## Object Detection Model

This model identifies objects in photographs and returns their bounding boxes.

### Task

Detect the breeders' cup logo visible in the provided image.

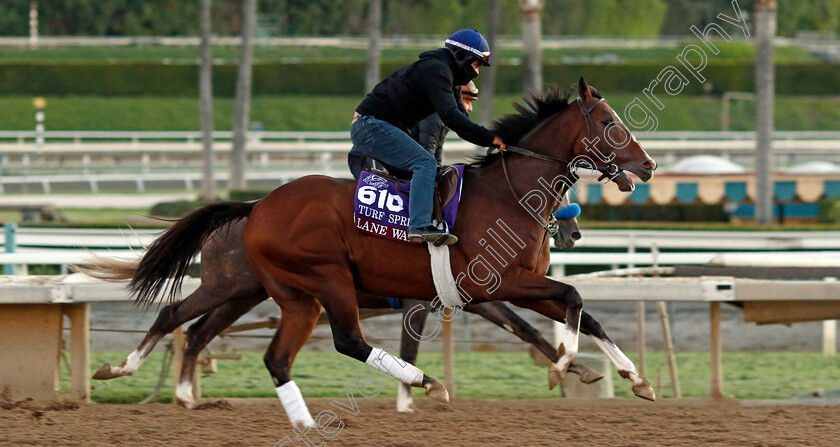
[363,174,389,189]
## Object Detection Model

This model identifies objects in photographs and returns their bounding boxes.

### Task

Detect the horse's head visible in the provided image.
[573,77,656,185]
[553,194,581,251]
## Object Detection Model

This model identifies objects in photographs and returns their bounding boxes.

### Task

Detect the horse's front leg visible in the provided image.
[511,299,655,401]
[581,311,655,401]
[395,298,432,413]
[499,271,583,385]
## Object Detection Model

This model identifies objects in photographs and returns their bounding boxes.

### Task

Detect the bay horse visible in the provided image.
[87,198,604,411]
[104,79,656,427]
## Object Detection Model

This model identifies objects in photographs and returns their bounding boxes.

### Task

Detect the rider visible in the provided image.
[409,81,479,166]
[349,29,506,246]
[348,81,479,178]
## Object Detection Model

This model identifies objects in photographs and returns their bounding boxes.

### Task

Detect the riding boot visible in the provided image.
[407,225,458,246]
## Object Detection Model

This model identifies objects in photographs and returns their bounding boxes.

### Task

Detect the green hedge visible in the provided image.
[148,199,215,218]
[2,61,838,96]
[228,190,272,201]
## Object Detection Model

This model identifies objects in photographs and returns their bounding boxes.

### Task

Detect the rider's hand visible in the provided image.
[492,136,507,151]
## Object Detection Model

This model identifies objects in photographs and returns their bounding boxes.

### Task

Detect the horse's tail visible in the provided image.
[72,255,140,282]
[131,201,255,308]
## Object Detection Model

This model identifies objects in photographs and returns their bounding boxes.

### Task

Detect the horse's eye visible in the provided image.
[602,119,614,126]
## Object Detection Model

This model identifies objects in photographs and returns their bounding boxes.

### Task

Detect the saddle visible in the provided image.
[367,165,460,225]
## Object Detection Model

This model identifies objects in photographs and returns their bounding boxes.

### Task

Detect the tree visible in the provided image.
[365,0,382,93]
[199,0,215,201]
[478,0,501,126]
[519,0,544,94]
[754,0,776,225]
[230,0,256,191]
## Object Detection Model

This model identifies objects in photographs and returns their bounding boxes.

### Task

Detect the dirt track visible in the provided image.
[2,397,839,446]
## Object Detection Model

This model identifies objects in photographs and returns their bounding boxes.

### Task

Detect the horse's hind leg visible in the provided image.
[505,273,583,386]
[175,294,268,408]
[261,288,323,428]
[93,287,232,380]
[395,298,432,413]
[464,301,603,385]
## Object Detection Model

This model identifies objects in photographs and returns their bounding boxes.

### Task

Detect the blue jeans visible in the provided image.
[350,115,437,229]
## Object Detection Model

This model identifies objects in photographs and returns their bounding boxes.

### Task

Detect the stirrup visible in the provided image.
[407,227,458,246]
[430,232,458,246]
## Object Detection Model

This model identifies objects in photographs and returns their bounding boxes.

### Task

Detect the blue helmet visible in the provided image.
[445,29,491,66]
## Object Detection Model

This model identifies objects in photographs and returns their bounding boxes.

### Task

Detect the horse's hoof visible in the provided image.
[633,381,656,402]
[578,368,604,385]
[424,379,450,404]
[92,363,117,380]
[175,396,196,409]
[548,365,565,390]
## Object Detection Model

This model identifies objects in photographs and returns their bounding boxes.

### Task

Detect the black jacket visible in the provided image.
[356,48,495,148]
[409,114,448,165]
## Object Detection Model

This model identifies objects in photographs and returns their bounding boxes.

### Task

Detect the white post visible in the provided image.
[35,111,44,150]
[550,264,565,347]
[629,234,646,376]
[33,97,46,154]
[823,320,837,357]
[824,278,837,357]
[29,2,38,49]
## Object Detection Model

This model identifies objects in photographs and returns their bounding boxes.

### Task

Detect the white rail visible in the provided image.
[3,247,840,270]
[0,168,344,194]
[575,229,840,250]
[3,228,840,251]
[2,273,840,305]
[3,129,839,144]
[2,131,840,156]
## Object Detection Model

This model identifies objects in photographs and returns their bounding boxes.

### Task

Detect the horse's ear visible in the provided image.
[578,77,592,100]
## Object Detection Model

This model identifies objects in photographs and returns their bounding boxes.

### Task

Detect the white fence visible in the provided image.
[2,228,839,271]
[2,130,840,164]
[3,130,840,193]
[5,227,840,250]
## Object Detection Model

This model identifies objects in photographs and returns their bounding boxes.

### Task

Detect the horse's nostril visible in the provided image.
[571,231,582,240]
[642,160,653,170]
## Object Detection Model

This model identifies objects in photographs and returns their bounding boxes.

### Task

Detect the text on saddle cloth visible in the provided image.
[353,164,465,243]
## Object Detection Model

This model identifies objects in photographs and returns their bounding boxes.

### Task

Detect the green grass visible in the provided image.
[2,94,839,131]
[67,351,840,403]
[0,41,818,64]
[0,208,160,228]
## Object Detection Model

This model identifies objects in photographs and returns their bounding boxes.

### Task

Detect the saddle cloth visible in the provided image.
[353,164,465,243]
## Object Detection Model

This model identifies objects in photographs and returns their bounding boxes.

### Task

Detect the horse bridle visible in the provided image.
[500,97,620,234]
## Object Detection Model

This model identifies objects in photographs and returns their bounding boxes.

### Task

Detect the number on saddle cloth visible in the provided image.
[353,165,466,243]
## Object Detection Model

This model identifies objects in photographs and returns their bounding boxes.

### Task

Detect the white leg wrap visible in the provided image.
[593,338,645,386]
[396,383,414,413]
[276,381,315,428]
[114,350,144,374]
[556,325,580,370]
[175,380,195,407]
[366,348,424,387]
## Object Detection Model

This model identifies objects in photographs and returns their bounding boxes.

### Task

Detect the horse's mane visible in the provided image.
[469,85,602,168]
